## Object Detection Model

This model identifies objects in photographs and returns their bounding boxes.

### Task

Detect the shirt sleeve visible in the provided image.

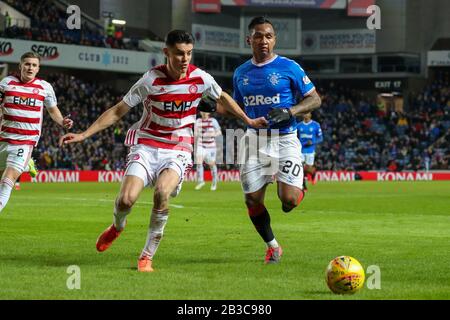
[315,123,323,143]
[0,77,8,102]
[123,71,152,108]
[43,82,58,108]
[0,77,8,93]
[202,72,222,100]
[289,61,315,98]
[232,72,243,104]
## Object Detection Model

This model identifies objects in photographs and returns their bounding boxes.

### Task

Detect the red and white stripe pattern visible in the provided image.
[195,117,221,149]
[0,76,56,146]
[123,64,222,153]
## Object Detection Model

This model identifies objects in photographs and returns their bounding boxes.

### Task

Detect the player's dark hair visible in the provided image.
[248,16,274,32]
[165,30,195,47]
[20,51,40,63]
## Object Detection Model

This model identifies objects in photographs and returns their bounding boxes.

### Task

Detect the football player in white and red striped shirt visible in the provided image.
[59,30,267,272]
[0,52,73,213]
[194,112,222,191]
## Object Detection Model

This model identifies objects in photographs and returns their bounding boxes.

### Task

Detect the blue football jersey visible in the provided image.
[297,120,323,154]
[233,55,315,134]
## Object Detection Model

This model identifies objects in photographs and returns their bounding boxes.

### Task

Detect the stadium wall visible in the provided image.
[100,0,150,30]
[18,170,450,183]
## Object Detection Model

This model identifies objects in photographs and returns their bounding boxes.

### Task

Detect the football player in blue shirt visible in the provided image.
[228,17,321,264]
[297,112,323,185]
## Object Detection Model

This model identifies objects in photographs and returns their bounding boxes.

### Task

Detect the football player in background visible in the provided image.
[0,52,72,212]
[0,107,38,191]
[194,111,222,191]
[297,112,323,185]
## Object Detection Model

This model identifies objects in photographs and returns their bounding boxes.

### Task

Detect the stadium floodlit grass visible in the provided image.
[0,181,449,300]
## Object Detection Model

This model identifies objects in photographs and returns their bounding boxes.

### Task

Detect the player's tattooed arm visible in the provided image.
[289,90,322,116]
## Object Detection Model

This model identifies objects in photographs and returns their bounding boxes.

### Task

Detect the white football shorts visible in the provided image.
[301,152,315,166]
[0,142,33,173]
[124,144,192,197]
[195,146,217,164]
[239,130,304,194]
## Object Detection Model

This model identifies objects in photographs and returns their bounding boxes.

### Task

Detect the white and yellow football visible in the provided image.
[325,256,365,294]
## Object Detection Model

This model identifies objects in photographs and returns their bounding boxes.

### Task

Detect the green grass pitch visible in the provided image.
[0,181,449,299]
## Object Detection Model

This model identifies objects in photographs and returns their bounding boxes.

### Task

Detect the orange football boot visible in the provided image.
[137,256,154,272]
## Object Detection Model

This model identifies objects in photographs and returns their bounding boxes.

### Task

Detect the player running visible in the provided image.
[59,30,267,272]
[0,52,73,213]
[297,112,323,184]
[194,111,222,191]
[231,17,321,264]
[0,108,39,190]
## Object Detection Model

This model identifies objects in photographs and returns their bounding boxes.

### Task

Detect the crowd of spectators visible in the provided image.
[214,72,449,172]
[26,70,450,172]
[36,73,139,171]
[311,71,449,171]
[1,0,140,50]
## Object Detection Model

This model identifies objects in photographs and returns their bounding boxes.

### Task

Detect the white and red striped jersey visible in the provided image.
[194,117,221,149]
[123,64,222,153]
[0,76,57,146]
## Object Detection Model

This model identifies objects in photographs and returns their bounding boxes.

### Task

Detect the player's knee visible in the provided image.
[281,194,299,209]
[245,197,260,209]
[117,194,137,211]
[153,185,171,203]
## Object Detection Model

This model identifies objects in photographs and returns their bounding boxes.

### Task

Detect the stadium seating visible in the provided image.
[31,71,449,172]
[314,72,449,171]
[1,0,140,50]
[37,73,135,171]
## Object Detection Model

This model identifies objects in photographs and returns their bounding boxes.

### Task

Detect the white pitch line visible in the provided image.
[21,196,184,209]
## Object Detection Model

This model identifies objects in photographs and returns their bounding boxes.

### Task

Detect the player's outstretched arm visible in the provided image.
[59,100,130,146]
[290,90,322,116]
[217,91,268,129]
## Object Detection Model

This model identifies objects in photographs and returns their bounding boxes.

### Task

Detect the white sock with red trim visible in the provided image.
[140,208,169,259]
[197,164,204,183]
[0,177,14,212]
[113,200,131,231]
[211,165,218,186]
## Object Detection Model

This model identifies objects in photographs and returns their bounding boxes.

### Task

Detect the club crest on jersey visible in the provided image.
[268,72,281,86]
[189,84,198,94]
[32,88,40,94]
[242,76,250,86]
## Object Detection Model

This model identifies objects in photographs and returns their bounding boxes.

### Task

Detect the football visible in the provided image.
[325,256,365,294]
